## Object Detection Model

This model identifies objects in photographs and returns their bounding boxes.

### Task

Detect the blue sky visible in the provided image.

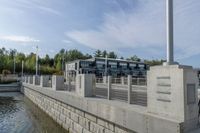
[0,0,200,67]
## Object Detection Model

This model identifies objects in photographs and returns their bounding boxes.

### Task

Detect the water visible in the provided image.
[0,92,68,133]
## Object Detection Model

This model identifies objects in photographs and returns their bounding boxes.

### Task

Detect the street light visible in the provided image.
[165,0,178,65]
[36,45,38,76]
[13,56,16,74]
[22,60,24,76]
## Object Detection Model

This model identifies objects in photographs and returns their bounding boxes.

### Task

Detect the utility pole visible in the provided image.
[166,0,175,65]
[36,45,38,76]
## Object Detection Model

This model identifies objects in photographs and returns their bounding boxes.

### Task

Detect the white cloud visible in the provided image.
[66,0,200,59]
[0,35,40,44]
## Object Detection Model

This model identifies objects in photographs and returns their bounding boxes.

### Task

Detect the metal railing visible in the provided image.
[95,76,147,106]
[24,75,147,106]
[95,77,147,86]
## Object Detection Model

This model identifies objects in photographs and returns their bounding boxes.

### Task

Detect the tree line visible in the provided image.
[0,47,164,75]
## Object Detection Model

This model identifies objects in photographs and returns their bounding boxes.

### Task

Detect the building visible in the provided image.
[66,57,149,79]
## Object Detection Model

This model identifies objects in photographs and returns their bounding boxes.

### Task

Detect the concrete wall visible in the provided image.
[22,83,191,133]
[23,85,137,133]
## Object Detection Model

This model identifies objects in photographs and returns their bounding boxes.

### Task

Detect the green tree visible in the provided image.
[94,50,102,57]
[127,55,141,62]
[108,51,117,59]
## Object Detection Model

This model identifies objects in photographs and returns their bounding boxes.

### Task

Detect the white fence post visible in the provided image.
[128,75,132,104]
[108,76,112,100]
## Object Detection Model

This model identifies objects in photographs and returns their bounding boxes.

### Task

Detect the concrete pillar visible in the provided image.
[75,74,95,97]
[28,76,33,84]
[127,75,132,104]
[107,76,112,100]
[33,75,40,85]
[40,75,50,87]
[52,75,64,90]
[147,65,199,132]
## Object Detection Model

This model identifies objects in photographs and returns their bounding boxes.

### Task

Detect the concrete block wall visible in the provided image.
[23,87,135,133]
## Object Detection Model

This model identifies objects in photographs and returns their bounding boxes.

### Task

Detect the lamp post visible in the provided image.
[165,0,177,65]
[13,56,16,74]
[22,60,24,76]
[36,46,38,76]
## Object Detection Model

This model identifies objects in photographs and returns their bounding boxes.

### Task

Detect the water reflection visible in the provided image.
[0,92,68,133]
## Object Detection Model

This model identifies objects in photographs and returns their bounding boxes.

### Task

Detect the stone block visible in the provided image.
[73,122,83,133]
[79,116,90,130]
[60,113,66,123]
[115,126,128,133]
[70,112,79,123]
[105,129,114,133]
[97,119,114,131]
[90,121,105,133]
[63,108,71,118]
[85,113,96,123]
[83,129,92,133]
[75,109,85,117]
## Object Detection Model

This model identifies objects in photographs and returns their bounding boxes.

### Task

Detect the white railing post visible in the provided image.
[108,76,112,100]
[128,75,132,104]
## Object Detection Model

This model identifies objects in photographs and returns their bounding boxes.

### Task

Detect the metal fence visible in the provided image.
[95,76,147,106]
[95,77,147,86]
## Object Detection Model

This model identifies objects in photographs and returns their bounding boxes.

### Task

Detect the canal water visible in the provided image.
[0,92,68,133]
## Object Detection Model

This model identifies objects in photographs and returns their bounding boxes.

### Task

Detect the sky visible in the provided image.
[0,0,200,67]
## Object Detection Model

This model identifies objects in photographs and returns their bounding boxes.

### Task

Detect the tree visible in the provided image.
[108,51,117,59]
[127,55,141,62]
[144,59,165,66]
[102,50,107,58]
[94,50,102,57]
